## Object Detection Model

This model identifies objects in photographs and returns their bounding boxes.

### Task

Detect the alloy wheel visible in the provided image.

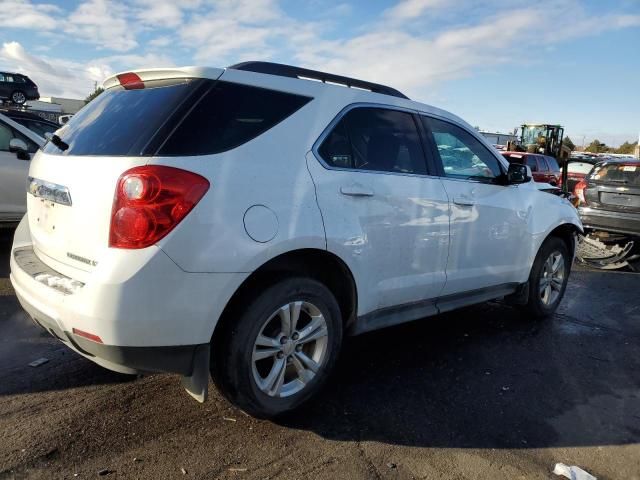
[12,91,26,104]
[252,301,329,398]
[539,250,565,306]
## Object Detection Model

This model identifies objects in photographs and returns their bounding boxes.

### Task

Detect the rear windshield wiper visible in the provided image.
[50,134,69,152]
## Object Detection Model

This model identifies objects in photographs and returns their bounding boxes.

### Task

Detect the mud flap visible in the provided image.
[504,282,529,306]
[181,344,210,403]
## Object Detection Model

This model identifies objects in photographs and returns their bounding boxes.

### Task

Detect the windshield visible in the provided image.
[521,126,546,148]
[590,163,640,186]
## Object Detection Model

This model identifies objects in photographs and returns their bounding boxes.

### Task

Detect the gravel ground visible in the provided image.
[1,228,639,480]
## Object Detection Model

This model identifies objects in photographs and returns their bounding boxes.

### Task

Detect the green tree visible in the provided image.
[585,139,609,154]
[85,86,104,104]
[563,136,575,151]
[616,141,636,155]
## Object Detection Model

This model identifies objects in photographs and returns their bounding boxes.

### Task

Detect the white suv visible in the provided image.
[10,62,581,417]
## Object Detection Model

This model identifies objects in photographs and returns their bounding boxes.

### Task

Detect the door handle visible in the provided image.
[340,185,374,197]
[453,195,475,206]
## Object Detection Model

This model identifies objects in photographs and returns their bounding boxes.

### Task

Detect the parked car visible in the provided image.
[10,62,582,417]
[575,159,640,236]
[502,151,561,185]
[0,108,59,137]
[0,113,44,223]
[0,72,40,105]
[559,158,597,193]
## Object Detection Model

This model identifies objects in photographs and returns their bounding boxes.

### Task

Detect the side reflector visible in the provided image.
[72,328,103,344]
[116,72,144,90]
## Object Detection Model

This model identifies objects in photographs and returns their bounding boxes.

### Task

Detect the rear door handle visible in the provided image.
[340,185,374,197]
[453,195,475,206]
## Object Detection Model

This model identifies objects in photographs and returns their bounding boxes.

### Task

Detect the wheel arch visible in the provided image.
[211,248,358,346]
[547,222,582,258]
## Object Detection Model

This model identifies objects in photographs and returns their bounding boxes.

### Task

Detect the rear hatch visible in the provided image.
[27,68,223,274]
[584,162,640,213]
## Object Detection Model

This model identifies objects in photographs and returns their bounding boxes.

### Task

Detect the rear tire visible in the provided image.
[11,91,26,105]
[211,277,342,418]
[521,236,571,318]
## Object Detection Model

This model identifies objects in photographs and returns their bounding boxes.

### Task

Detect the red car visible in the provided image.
[502,152,561,185]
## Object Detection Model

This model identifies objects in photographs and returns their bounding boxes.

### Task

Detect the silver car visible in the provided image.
[0,113,44,223]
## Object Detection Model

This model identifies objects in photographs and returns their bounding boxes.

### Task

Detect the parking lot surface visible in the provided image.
[1,228,639,480]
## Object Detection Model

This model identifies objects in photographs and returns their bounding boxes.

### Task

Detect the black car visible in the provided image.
[576,159,640,236]
[0,72,40,105]
[0,108,59,137]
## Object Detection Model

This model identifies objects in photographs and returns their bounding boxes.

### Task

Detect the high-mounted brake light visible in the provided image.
[574,180,587,205]
[109,166,210,249]
[116,72,144,90]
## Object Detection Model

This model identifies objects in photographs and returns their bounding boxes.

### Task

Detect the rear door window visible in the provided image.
[318,107,427,175]
[42,79,311,157]
[526,156,538,172]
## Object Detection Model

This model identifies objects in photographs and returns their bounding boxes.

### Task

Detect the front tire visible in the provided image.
[522,236,571,318]
[211,277,343,417]
[11,91,26,105]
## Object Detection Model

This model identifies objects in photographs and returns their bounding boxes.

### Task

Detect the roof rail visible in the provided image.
[228,61,409,100]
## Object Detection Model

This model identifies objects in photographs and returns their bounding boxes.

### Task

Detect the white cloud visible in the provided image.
[133,0,202,29]
[0,0,59,29]
[0,42,99,98]
[384,0,449,21]
[64,0,137,52]
[148,36,173,48]
[0,0,638,105]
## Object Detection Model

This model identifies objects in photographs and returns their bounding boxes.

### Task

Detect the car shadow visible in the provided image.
[275,297,640,449]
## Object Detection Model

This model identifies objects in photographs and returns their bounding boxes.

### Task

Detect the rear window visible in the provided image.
[567,162,594,174]
[590,163,640,186]
[43,79,311,157]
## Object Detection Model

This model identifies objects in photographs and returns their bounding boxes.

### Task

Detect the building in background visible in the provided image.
[479,130,518,149]
[23,96,85,123]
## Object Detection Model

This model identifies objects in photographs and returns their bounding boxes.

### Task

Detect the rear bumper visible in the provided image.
[17,295,205,375]
[578,206,640,236]
[10,216,248,375]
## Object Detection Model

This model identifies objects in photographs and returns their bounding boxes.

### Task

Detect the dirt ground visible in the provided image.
[1,228,639,480]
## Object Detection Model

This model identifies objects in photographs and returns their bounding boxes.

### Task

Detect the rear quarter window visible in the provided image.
[158,82,311,156]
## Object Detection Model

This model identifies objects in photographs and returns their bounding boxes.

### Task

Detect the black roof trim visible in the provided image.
[228,61,409,100]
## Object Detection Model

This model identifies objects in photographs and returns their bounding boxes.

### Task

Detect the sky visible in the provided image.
[0,0,638,147]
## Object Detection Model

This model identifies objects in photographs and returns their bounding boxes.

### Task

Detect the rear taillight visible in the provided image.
[574,180,587,205]
[109,166,209,249]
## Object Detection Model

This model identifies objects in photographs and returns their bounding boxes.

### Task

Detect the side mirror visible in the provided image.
[9,138,30,160]
[507,163,530,184]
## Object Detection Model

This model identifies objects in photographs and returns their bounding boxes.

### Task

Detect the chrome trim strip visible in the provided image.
[28,177,72,206]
